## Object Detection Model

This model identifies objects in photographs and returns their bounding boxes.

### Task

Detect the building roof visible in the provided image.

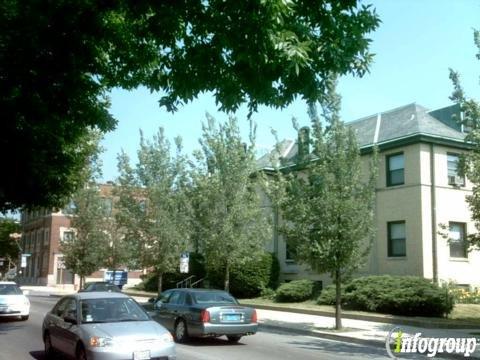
[258,103,467,169]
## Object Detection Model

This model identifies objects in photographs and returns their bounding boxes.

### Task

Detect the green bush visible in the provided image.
[320,276,453,317]
[275,279,314,302]
[208,252,280,298]
[317,284,344,305]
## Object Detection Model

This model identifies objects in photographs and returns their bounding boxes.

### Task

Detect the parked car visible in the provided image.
[42,292,176,360]
[152,288,258,343]
[79,282,121,293]
[0,281,30,321]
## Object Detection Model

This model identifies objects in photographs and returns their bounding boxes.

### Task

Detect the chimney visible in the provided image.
[298,126,310,162]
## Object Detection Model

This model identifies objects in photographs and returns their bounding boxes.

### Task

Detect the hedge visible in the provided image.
[317,275,453,317]
[275,279,314,302]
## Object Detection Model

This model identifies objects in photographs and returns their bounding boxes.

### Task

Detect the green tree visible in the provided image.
[1,1,380,212]
[278,83,378,329]
[60,132,111,289]
[0,217,21,274]
[192,116,271,292]
[449,29,480,251]
[115,129,191,296]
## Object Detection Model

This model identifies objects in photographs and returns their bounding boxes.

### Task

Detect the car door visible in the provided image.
[168,291,187,326]
[55,297,79,357]
[47,298,69,351]
[153,290,173,329]
[160,291,182,331]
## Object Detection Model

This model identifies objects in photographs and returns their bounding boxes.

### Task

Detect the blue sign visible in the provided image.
[104,270,128,286]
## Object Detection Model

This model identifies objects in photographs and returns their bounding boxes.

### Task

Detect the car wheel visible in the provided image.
[20,315,29,321]
[174,319,189,343]
[76,343,88,360]
[44,332,55,359]
[227,335,242,343]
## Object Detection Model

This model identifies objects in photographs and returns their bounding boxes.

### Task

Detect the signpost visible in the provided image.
[21,253,31,268]
[180,252,189,274]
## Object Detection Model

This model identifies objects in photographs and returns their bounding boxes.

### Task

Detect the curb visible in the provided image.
[242,303,480,330]
[258,323,479,360]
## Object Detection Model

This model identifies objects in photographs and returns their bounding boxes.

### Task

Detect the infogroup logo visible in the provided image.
[385,327,478,358]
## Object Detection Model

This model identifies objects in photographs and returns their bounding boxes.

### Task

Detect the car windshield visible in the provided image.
[0,284,23,295]
[80,298,149,323]
[193,292,237,304]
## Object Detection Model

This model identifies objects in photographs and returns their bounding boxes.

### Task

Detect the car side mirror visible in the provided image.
[154,300,163,310]
[148,297,156,303]
[63,315,77,325]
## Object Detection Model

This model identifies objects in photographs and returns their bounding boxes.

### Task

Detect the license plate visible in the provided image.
[133,350,151,360]
[222,313,241,321]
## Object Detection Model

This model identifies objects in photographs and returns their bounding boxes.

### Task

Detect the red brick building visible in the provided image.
[18,183,142,289]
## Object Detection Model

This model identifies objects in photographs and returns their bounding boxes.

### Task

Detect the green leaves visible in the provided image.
[191,116,272,290]
[448,30,480,251]
[279,93,378,279]
[2,1,379,211]
[115,128,191,284]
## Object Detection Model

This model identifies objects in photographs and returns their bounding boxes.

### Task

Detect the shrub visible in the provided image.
[275,279,314,302]
[260,287,276,300]
[449,286,480,304]
[317,284,344,305]
[341,276,453,317]
[207,252,280,298]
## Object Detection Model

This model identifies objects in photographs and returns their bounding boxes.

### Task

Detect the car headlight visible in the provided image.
[159,332,174,344]
[89,336,113,347]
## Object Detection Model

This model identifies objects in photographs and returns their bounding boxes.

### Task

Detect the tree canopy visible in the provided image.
[277,86,377,329]
[191,116,272,292]
[1,0,380,212]
[450,29,480,251]
[115,129,191,295]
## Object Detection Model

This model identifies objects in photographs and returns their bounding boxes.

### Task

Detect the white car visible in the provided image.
[0,281,30,320]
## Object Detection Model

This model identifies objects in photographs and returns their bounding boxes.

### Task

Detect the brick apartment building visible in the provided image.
[18,183,142,289]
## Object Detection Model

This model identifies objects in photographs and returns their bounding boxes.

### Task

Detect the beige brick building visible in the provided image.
[258,103,480,287]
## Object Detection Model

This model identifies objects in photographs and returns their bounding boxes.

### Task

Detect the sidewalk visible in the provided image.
[257,308,480,359]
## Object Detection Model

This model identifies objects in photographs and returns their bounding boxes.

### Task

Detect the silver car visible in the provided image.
[42,292,176,360]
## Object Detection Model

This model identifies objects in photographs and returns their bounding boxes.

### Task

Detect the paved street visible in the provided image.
[0,294,394,360]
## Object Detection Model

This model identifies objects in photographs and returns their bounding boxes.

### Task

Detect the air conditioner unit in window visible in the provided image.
[449,175,464,186]
[455,176,465,186]
[448,175,456,185]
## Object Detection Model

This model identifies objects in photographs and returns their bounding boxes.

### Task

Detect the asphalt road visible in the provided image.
[0,294,393,360]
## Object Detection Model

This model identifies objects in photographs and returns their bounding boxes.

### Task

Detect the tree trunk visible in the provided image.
[224,262,230,292]
[335,269,342,330]
[157,272,163,297]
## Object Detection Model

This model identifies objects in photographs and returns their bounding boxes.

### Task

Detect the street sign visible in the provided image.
[180,252,189,273]
[57,258,66,270]
[21,255,27,268]
[22,253,31,257]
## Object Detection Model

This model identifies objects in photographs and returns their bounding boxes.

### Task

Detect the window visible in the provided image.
[447,153,465,186]
[387,153,405,186]
[388,221,406,257]
[63,231,75,242]
[285,239,296,262]
[449,222,467,258]
[44,229,49,246]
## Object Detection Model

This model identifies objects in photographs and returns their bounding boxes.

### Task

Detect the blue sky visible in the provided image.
[100,0,480,182]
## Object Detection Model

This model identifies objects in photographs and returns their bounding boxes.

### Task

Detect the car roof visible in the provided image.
[0,281,17,285]
[166,288,230,293]
[65,291,130,300]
